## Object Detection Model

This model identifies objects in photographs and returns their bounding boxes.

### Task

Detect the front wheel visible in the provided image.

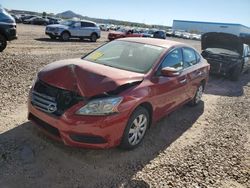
[189,84,204,106]
[90,33,97,42]
[60,32,70,41]
[0,35,7,52]
[119,107,149,150]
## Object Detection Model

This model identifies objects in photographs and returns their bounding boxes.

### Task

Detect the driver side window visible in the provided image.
[161,48,183,70]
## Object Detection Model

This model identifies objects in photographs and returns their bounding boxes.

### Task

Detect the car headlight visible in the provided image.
[76,97,123,116]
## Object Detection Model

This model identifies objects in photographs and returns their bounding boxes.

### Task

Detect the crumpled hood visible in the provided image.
[38,58,144,97]
[201,32,243,56]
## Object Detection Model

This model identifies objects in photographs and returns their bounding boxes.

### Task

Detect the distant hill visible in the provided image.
[9,9,171,29]
[56,10,84,19]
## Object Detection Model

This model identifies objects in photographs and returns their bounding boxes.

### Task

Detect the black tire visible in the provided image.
[119,106,149,150]
[60,31,70,41]
[0,34,7,52]
[188,84,204,106]
[90,33,97,42]
[230,65,242,81]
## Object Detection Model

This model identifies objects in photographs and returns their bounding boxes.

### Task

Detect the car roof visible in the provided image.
[117,37,187,49]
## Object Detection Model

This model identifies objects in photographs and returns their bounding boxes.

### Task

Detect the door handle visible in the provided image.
[179,78,187,84]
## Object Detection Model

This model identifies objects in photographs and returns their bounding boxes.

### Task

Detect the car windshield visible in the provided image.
[83,41,164,73]
[61,20,75,26]
[0,9,14,22]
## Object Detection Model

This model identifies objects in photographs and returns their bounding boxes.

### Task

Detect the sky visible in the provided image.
[0,0,249,27]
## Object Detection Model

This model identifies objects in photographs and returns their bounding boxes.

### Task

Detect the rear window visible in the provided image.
[81,22,96,27]
[83,40,164,73]
[183,47,197,66]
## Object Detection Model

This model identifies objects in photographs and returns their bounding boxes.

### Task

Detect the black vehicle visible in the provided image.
[0,8,17,52]
[20,15,36,22]
[47,17,60,25]
[11,14,22,23]
[23,16,49,25]
[201,32,250,81]
[153,30,166,39]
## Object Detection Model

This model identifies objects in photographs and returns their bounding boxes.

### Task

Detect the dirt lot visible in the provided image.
[0,24,249,188]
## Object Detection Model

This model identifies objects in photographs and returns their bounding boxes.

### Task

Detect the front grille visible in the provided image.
[208,61,222,73]
[29,113,60,138]
[32,80,83,116]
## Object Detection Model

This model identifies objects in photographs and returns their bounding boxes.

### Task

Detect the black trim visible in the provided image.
[70,134,106,144]
[29,113,60,138]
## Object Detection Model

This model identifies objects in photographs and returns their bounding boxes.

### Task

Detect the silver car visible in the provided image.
[45,20,101,42]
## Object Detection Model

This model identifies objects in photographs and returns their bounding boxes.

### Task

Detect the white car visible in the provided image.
[45,20,101,42]
[190,33,201,40]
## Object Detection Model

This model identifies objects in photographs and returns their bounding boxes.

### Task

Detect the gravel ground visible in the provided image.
[0,24,249,188]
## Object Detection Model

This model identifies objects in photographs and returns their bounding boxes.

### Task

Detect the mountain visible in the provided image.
[56,10,83,19]
[8,9,170,29]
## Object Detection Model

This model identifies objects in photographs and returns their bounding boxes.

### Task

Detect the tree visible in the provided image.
[42,12,47,18]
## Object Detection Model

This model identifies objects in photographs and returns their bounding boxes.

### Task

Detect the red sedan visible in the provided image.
[108,28,143,41]
[28,38,209,149]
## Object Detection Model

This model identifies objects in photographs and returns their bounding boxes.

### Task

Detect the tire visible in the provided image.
[119,106,149,150]
[0,35,7,52]
[90,33,97,42]
[189,84,204,106]
[230,65,242,81]
[60,31,70,41]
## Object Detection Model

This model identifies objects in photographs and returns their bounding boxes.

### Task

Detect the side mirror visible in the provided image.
[161,67,181,77]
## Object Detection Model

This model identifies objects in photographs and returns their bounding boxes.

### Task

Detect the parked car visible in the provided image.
[201,32,250,81]
[190,33,201,40]
[23,16,49,25]
[174,30,184,38]
[108,28,143,41]
[46,17,61,25]
[98,24,110,31]
[11,14,22,23]
[0,8,17,52]
[166,29,174,37]
[142,29,156,38]
[28,37,209,149]
[45,20,101,42]
[20,15,36,22]
[153,30,166,39]
[182,32,191,39]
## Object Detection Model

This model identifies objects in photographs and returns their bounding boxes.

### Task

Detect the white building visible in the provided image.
[172,20,250,36]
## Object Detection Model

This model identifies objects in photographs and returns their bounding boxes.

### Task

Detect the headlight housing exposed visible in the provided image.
[76,97,123,116]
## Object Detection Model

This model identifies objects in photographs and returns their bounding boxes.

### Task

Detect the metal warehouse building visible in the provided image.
[172,20,250,36]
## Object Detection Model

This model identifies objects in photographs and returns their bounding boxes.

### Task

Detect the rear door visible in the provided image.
[80,22,95,37]
[151,48,189,118]
[182,47,207,99]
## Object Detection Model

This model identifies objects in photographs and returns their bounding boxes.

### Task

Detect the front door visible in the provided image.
[151,48,189,119]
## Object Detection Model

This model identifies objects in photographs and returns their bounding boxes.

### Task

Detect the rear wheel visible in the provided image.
[0,34,7,52]
[189,84,204,106]
[120,107,149,150]
[90,33,97,42]
[60,31,70,41]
